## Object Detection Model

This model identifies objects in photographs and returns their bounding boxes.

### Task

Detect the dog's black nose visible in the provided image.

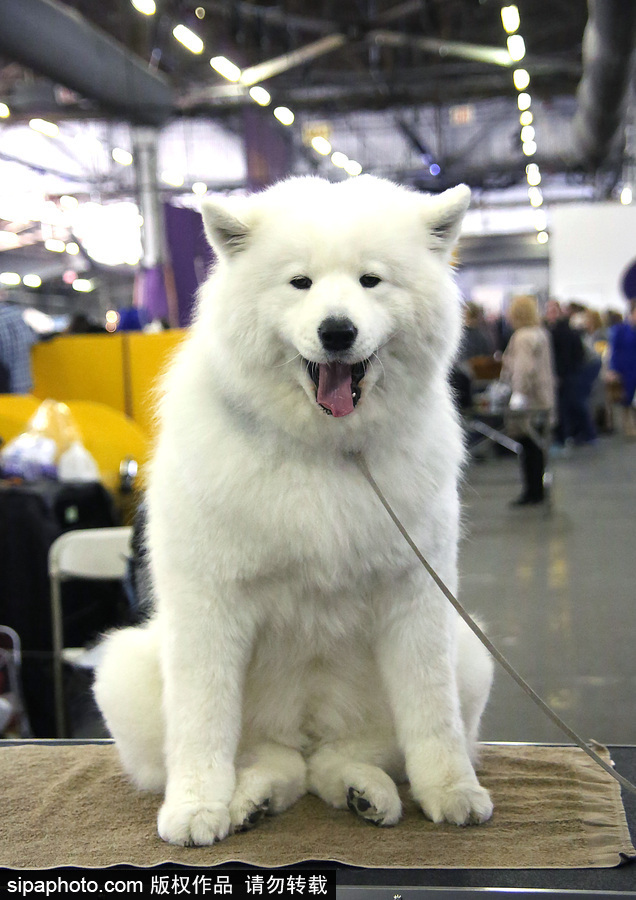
[318,317,358,352]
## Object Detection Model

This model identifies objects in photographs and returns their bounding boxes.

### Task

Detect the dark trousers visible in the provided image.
[518,436,545,501]
[570,359,602,442]
[555,375,577,444]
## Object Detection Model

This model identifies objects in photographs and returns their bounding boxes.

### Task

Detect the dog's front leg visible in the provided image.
[157,589,255,846]
[375,578,493,826]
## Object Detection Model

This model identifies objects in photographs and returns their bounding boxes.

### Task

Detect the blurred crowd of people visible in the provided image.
[454,294,636,505]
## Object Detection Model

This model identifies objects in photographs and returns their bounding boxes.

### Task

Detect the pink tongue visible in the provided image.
[317,362,354,417]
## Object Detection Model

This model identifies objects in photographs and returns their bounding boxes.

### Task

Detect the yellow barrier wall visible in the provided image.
[32,334,127,414]
[126,330,186,440]
[0,395,41,444]
[65,400,149,494]
[31,329,186,439]
[6,330,187,495]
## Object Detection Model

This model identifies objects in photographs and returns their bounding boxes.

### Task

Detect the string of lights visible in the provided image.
[209,51,363,179]
[500,4,548,245]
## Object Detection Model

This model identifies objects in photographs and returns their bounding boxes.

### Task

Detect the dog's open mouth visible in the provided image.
[304,359,368,417]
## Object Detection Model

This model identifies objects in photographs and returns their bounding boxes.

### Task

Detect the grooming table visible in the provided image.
[1,741,635,895]
[463,406,553,458]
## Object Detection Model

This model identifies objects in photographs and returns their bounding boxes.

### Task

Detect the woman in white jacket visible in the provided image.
[500,295,556,505]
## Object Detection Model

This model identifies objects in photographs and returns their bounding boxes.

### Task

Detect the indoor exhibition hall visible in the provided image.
[1,0,636,895]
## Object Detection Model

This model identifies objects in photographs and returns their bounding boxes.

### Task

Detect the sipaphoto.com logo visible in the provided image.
[5,877,143,895]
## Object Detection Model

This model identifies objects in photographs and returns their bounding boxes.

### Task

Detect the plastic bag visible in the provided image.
[484,381,512,411]
[0,399,100,483]
[58,440,101,482]
[509,391,529,410]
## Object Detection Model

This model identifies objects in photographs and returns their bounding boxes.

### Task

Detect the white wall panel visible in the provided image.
[550,202,636,311]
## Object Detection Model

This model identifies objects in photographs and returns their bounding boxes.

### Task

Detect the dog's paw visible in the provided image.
[157,800,231,846]
[416,781,493,826]
[229,795,271,833]
[345,770,402,827]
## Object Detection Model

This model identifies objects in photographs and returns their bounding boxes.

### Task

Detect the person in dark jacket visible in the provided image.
[544,299,584,446]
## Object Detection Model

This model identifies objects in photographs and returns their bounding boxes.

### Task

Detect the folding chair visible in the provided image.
[0,625,32,738]
[48,526,133,737]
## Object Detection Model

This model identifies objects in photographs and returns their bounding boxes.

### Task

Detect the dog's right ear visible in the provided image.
[201,200,250,256]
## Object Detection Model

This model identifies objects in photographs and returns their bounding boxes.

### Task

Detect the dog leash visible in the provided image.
[353,452,636,797]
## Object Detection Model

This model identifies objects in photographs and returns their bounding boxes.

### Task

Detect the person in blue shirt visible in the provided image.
[0,297,37,394]
[608,301,636,437]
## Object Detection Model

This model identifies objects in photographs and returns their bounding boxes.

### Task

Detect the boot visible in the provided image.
[511,437,545,505]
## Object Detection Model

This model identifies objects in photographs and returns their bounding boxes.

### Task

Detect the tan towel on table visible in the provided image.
[1,743,634,870]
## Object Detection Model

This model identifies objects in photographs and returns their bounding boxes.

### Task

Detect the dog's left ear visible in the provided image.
[201,199,251,257]
[424,184,471,255]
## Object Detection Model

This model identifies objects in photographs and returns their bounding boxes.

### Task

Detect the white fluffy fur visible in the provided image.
[93,175,494,846]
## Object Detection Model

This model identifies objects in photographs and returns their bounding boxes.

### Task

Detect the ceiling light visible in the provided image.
[29,118,59,137]
[517,92,531,111]
[526,163,541,186]
[0,233,20,250]
[192,182,207,195]
[210,56,241,82]
[112,147,133,166]
[521,124,535,143]
[344,159,363,177]
[507,35,526,62]
[173,24,204,54]
[429,163,441,176]
[60,195,79,210]
[249,86,271,106]
[311,136,332,156]
[620,185,632,205]
[44,238,66,253]
[273,106,295,126]
[501,5,520,33]
[65,242,80,255]
[0,102,10,118]
[520,110,533,126]
[131,0,156,13]
[528,187,543,207]
[534,210,547,231]
[522,140,537,156]
[72,200,142,267]
[195,6,205,18]
[23,274,42,288]
[161,171,184,187]
[0,272,21,286]
[331,151,349,168]
[513,68,530,91]
[72,279,95,293]
[537,231,549,244]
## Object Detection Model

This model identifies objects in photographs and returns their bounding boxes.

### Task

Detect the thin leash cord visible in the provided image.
[353,452,636,797]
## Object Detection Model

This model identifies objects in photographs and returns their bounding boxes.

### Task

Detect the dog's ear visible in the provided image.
[201,200,250,256]
[424,184,471,255]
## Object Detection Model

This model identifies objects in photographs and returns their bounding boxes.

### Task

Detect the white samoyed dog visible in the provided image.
[93,174,494,847]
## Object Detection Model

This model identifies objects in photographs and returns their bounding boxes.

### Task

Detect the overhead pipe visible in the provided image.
[0,0,174,125]
[571,0,636,169]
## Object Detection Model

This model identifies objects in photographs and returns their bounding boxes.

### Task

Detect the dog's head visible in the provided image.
[198,176,469,442]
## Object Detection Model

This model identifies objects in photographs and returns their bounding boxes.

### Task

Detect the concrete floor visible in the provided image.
[460,431,636,745]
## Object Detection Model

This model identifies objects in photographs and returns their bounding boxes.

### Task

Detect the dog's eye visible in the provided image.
[290,276,312,290]
[360,274,381,288]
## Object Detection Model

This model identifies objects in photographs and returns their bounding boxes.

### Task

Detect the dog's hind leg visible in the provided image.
[229,742,307,832]
[455,619,494,763]
[93,624,166,791]
[307,736,404,826]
